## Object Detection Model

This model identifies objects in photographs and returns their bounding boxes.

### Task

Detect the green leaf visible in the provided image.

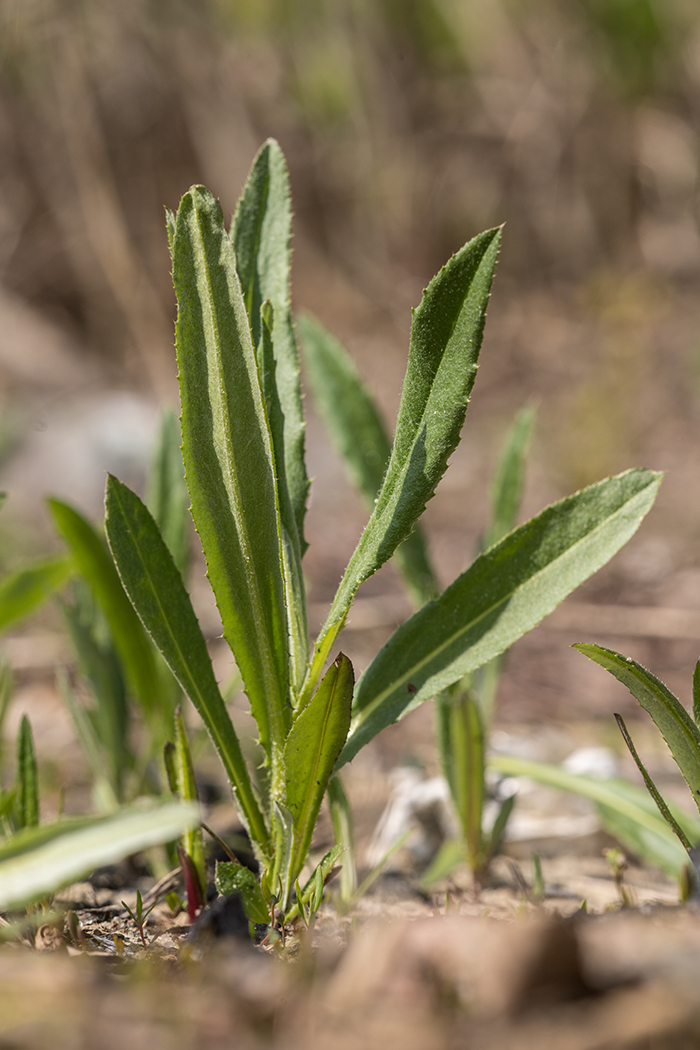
[56,669,118,812]
[215,859,269,925]
[419,838,465,888]
[172,706,206,892]
[490,754,697,877]
[299,312,437,607]
[0,556,72,633]
[105,474,269,854]
[446,692,485,872]
[327,774,357,901]
[257,301,308,694]
[15,716,39,831]
[483,405,535,550]
[304,228,501,699]
[147,408,191,578]
[60,597,129,797]
[0,799,200,911]
[615,712,692,848]
[692,661,700,726]
[283,653,354,878]
[340,469,662,766]
[173,185,290,755]
[232,138,309,553]
[574,643,700,813]
[48,499,160,718]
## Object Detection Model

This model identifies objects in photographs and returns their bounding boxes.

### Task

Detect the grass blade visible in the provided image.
[0,800,200,911]
[0,556,72,633]
[490,753,698,877]
[574,643,700,813]
[305,227,501,698]
[49,498,160,719]
[105,474,269,853]
[283,653,354,879]
[615,712,692,849]
[174,185,290,754]
[299,312,437,607]
[340,469,661,766]
[483,405,535,550]
[232,138,309,553]
[15,716,39,830]
[693,661,700,726]
[146,408,191,578]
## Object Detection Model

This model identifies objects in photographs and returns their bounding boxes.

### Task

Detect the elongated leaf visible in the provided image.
[0,556,72,633]
[284,653,354,878]
[615,712,692,848]
[483,405,535,550]
[420,839,465,888]
[299,312,437,607]
[147,408,191,577]
[490,753,697,877]
[56,669,118,812]
[448,692,484,871]
[574,643,700,812]
[694,662,700,726]
[172,707,206,892]
[258,302,308,694]
[15,716,38,830]
[304,228,501,699]
[105,474,269,854]
[327,774,357,902]
[173,186,290,753]
[48,499,160,717]
[61,597,129,796]
[232,139,309,553]
[340,469,662,766]
[0,799,200,911]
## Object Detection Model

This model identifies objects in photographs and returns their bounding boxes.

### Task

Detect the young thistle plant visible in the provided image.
[104,140,661,914]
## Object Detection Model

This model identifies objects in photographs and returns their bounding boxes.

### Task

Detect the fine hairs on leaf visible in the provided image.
[100,137,662,912]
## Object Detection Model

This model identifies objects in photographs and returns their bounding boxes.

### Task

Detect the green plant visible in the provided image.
[569,643,700,881]
[121,888,158,947]
[104,139,661,921]
[50,410,189,808]
[301,308,661,888]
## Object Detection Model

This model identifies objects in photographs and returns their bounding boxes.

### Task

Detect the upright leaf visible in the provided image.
[283,653,354,878]
[299,313,437,607]
[232,138,309,553]
[15,716,38,830]
[304,227,502,699]
[574,643,700,812]
[61,593,130,798]
[173,186,290,754]
[171,706,206,894]
[48,499,160,718]
[146,408,191,577]
[258,302,309,694]
[483,405,535,550]
[0,556,72,633]
[339,469,662,766]
[105,475,269,854]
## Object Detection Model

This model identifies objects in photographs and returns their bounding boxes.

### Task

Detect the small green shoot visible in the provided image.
[121,888,157,947]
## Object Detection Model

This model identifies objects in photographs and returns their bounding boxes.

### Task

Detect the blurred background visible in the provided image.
[1,0,700,746]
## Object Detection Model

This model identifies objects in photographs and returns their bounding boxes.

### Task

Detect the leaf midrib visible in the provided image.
[352,480,655,731]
